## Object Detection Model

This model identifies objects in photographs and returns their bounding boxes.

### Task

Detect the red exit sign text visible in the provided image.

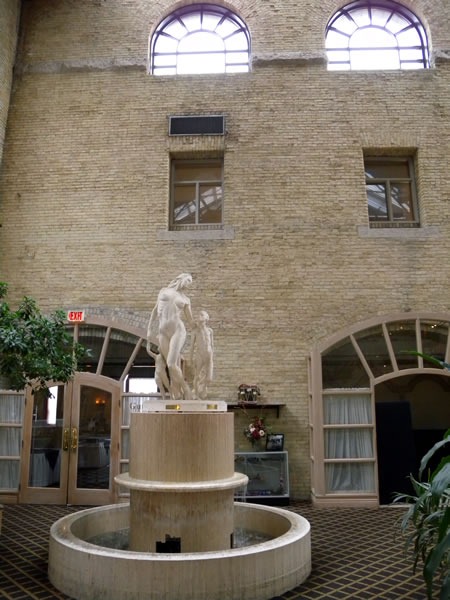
[67,310,85,323]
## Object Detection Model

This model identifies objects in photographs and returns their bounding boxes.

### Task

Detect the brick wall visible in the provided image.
[0,0,449,498]
[0,0,20,167]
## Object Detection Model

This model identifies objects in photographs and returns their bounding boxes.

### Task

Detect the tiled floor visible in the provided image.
[0,502,427,599]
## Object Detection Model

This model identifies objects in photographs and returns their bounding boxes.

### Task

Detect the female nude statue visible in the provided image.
[147,273,194,400]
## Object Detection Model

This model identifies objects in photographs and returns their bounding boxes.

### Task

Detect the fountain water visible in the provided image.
[48,400,311,600]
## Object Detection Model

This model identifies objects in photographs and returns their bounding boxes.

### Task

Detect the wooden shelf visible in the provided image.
[227,402,285,418]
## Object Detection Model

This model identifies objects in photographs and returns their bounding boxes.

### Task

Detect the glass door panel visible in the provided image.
[76,385,111,490]
[20,385,69,504]
[28,385,65,489]
[68,374,118,505]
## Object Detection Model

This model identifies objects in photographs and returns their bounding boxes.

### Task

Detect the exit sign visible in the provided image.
[67,310,85,323]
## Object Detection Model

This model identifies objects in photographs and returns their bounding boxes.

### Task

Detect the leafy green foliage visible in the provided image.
[0,282,87,396]
[394,351,450,599]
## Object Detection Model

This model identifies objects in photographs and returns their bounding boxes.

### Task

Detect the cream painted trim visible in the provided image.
[157,226,235,241]
[358,225,441,238]
[314,311,450,353]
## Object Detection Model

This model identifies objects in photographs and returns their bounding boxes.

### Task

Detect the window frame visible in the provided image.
[325,0,430,71]
[364,156,419,228]
[170,158,224,230]
[150,4,250,76]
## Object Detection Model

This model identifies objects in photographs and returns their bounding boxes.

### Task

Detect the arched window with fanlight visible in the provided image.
[150,4,250,75]
[325,1,429,71]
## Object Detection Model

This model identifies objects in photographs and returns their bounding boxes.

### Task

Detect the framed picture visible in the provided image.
[266,433,284,451]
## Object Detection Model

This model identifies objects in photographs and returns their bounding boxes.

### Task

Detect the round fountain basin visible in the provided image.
[49,502,311,600]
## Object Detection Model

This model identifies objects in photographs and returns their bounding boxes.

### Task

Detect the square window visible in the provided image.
[364,157,419,227]
[170,159,223,229]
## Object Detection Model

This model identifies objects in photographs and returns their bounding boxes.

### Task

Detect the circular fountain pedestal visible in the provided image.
[49,402,312,599]
[118,410,245,552]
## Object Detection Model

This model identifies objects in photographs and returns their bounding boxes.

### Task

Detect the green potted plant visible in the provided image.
[394,351,450,600]
[0,282,86,396]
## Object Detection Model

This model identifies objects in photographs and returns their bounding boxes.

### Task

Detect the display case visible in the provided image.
[234,451,289,505]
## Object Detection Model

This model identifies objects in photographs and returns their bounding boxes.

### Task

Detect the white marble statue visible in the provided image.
[147,273,194,400]
[190,310,214,400]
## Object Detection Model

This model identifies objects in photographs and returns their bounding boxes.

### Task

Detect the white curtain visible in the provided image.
[0,393,25,489]
[324,394,375,492]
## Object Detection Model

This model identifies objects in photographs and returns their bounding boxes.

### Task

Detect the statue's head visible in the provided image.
[198,310,209,322]
[169,273,192,290]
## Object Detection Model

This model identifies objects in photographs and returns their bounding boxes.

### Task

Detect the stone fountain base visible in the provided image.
[48,501,311,600]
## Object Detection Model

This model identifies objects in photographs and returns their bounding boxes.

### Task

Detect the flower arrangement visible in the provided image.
[244,415,269,446]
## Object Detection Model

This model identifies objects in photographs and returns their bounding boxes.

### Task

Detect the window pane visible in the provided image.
[216,19,239,37]
[178,31,223,53]
[199,184,223,223]
[178,53,225,74]
[371,8,390,28]
[0,459,20,489]
[324,394,372,424]
[326,30,350,49]
[226,64,249,73]
[154,35,178,53]
[153,54,177,67]
[325,429,373,458]
[350,48,400,70]
[173,185,196,224]
[386,321,418,369]
[391,181,414,221]
[102,330,140,380]
[175,163,222,182]
[77,325,107,373]
[326,462,375,492]
[354,326,393,377]
[365,160,410,179]
[225,32,249,51]
[202,13,222,31]
[322,338,369,388]
[181,13,202,32]
[226,51,250,65]
[367,183,388,221]
[421,321,449,364]
[385,13,410,35]
[163,20,187,40]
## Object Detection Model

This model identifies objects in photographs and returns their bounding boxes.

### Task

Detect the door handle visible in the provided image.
[63,427,70,451]
[71,427,78,452]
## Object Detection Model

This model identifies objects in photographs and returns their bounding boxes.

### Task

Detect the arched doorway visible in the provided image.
[310,313,450,506]
[375,373,450,504]
[15,316,158,505]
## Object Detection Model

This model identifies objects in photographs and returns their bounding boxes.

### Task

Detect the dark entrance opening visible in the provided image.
[375,375,450,505]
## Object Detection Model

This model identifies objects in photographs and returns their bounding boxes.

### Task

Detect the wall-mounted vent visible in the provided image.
[169,115,225,136]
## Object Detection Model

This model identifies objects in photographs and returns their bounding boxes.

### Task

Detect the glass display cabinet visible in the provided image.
[234,451,289,505]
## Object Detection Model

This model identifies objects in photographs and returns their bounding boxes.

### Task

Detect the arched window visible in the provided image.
[325,1,429,71]
[310,315,450,504]
[150,4,250,75]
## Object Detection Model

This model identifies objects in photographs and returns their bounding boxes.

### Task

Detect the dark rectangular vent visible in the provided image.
[169,115,225,136]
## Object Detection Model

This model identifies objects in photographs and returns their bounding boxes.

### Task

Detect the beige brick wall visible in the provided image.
[0,0,449,498]
[0,0,20,167]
